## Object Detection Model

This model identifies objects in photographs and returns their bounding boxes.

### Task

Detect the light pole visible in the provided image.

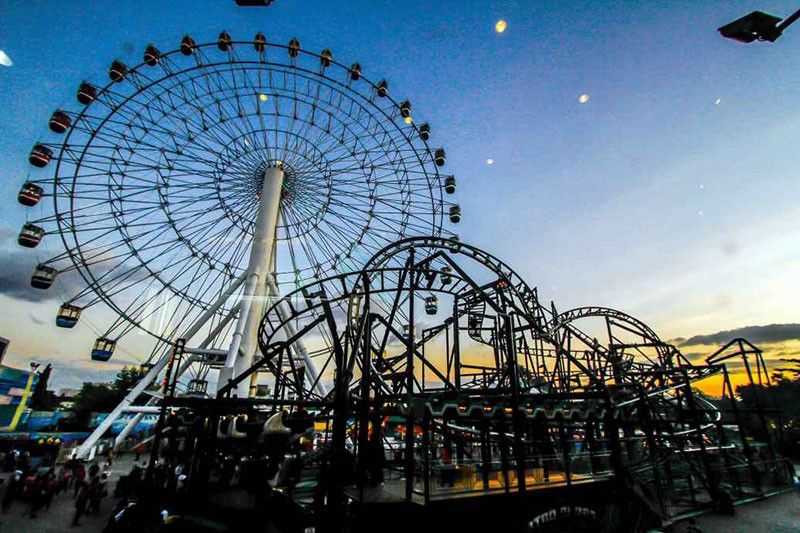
[718,8,800,43]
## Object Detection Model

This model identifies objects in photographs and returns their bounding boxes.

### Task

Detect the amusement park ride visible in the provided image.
[15,31,792,532]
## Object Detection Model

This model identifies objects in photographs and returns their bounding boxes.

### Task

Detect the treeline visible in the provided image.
[737,372,800,457]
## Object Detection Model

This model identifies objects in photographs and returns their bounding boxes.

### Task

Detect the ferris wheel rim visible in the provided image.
[21,33,458,346]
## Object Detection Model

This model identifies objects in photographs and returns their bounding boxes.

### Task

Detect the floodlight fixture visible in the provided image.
[718,8,800,43]
[235,0,274,6]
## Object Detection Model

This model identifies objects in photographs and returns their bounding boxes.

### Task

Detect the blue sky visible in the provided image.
[1,1,799,387]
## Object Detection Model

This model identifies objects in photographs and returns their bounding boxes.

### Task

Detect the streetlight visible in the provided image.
[718,8,800,43]
[234,0,274,5]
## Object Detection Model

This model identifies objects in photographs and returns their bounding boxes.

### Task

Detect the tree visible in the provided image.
[113,366,144,397]
[71,366,143,429]
[737,373,800,457]
[30,363,57,410]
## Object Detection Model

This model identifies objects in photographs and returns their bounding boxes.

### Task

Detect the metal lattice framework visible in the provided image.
[17,33,459,355]
[238,238,684,402]
[231,236,587,402]
[203,236,792,531]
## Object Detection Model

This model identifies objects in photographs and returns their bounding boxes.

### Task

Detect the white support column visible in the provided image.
[114,299,245,452]
[76,350,171,458]
[121,406,163,414]
[112,355,200,450]
[222,165,284,398]
[78,274,247,458]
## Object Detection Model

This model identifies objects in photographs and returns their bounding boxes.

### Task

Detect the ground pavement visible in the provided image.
[670,489,800,533]
[3,455,796,532]
[0,453,140,533]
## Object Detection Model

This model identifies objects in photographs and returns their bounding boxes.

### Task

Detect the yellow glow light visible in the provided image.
[404,116,413,125]
[495,19,507,34]
[259,93,268,102]
[579,94,590,104]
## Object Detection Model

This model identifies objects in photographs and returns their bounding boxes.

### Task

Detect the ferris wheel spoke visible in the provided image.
[21,34,456,364]
[72,119,221,171]
[282,210,328,274]
[184,66,257,145]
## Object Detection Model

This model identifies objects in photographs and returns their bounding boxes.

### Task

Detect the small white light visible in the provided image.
[486,158,494,165]
[698,210,704,216]
[714,98,722,106]
[699,184,704,190]
[579,94,590,104]
[495,20,507,34]
[259,93,268,102]
[0,50,12,67]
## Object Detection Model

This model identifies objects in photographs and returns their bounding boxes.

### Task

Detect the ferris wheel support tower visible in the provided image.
[108,165,311,452]
[221,164,284,398]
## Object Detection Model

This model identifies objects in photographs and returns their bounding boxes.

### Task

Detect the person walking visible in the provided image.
[72,478,89,526]
[73,464,86,497]
[1,471,21,513]
[86,476,101,515]
[45,471,58,509]
[60,466,72,495]
[23,472,37,515]
[134,443,145,462]
[89,473,108,514]
[28,474,47,519]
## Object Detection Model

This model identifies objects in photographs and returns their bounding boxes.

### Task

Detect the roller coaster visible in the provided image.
[161,236,791,532]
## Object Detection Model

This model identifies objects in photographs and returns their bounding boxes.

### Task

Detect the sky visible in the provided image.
[0,0,798,391]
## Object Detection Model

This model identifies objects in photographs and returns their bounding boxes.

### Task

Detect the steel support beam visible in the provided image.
[223,165,284,397]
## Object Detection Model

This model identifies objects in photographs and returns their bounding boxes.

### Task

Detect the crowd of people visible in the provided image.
[0,448,113,526]
[0,410,319,530]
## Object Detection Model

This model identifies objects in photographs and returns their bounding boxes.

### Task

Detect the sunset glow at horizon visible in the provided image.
[0,2,797,391]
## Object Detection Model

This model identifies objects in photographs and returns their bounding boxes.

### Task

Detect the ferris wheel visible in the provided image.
[16,31,460,453]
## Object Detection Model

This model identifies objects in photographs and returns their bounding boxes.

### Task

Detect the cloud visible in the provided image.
[0,235,130,304]
[27,312,46,325]
[0,248,58,302]
[680,324,800,346]
[0,245,90,303]
[772,349,800,358]
[720,241,740,257]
